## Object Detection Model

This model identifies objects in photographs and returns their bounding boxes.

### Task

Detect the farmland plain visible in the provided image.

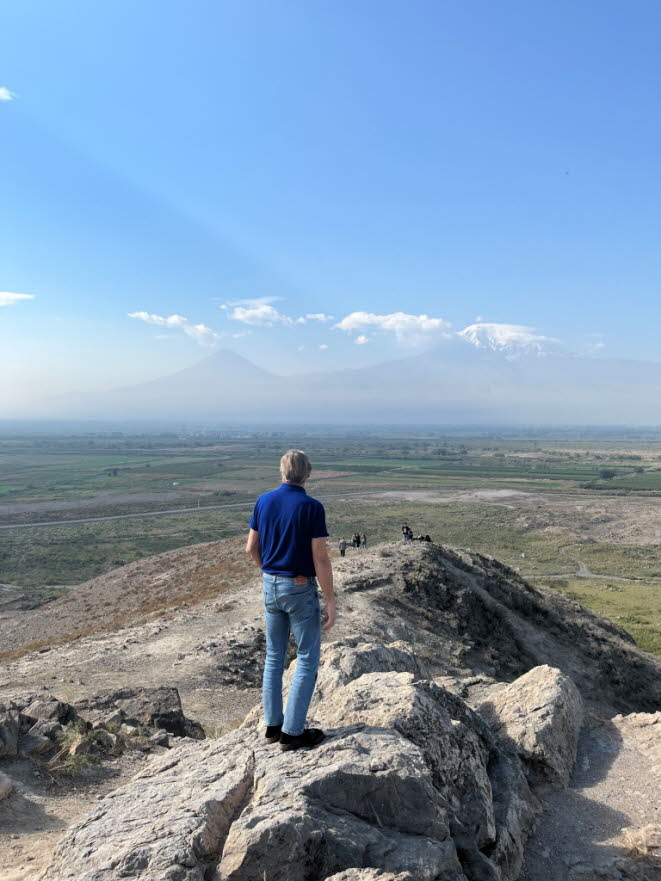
[1,424,660,653]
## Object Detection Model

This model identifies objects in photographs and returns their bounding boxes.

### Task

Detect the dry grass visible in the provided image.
[622,826,661,865]
[203,717,244,739]
[0,537,255,662]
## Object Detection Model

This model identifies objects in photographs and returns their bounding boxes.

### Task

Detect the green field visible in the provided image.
[531,577,661,655]
[3,428,661,512]
[2,425,661,655]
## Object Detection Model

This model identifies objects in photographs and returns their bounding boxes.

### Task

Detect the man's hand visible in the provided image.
[245,529,262,568]
[322,600,336,631]
[312,537,335,631]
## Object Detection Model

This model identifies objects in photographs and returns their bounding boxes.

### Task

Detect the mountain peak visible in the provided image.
[459,322,561,358]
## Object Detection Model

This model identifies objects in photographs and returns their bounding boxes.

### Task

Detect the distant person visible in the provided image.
[425,534,432,542]
[402,523,410,543]
[361,533,367,548]
[353,532,360,548]
[339,537,347,557]
[246,449,336,752]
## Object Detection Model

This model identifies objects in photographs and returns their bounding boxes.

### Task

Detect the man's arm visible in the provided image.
[246,529,262,569]
[312,537,335,631]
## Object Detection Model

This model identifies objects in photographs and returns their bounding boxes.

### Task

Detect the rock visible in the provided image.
[44,640,540,881]
[0,771,12,801]
[95,710,123,731]
[28,718,62,741]
[22,696,78,726]
[312,671,496,850]
[93,729,124,756]
[478,664,583,788]
[75,686,203,739]
[19,732,53,757]
[568,855,661,880]
[612,712,661,778]
[120,723,140,737]
[0,702,19,757]
[325,872,414,881]
[150,729,170,748]
[196,625,268,688]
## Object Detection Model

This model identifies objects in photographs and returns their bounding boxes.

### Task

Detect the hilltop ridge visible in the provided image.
[1,541,660,880]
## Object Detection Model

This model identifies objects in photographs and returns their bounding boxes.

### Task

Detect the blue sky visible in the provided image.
[2,0,661,410]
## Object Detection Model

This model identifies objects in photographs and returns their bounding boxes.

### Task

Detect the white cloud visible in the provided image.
[354,335,369,345]
[0,87,15,102]
[128,311,221,347]
[220,296,282,310]
[224,303,334,327]
[0,291,35,306]
[302,313,334,323]
[227,304,295,326]
[459,323,560,357]
[334,311,452,345]
[319,343,329,350]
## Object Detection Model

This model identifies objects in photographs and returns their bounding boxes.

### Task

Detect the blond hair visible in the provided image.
[280,449,311,485]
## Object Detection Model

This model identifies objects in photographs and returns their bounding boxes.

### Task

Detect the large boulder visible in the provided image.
[74,686,204,738]
[478,665,583,788]
[44,640,543,881]
[0,701,19,757]
[22,695,78,727]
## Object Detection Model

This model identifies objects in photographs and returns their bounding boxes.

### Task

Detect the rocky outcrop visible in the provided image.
[346,544,661,714]
[74,686,204,738]
[42,640,567,881]
[477,665,583,788]
[1,686,204,772]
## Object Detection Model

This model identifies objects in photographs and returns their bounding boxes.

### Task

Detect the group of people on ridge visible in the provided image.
[402,522,432,543]
[338,533,366,556]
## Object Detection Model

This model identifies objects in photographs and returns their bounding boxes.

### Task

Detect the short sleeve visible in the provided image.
[249,500,259,531]
[310,501,329,538]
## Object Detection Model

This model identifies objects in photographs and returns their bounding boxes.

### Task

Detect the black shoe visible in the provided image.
[265,724,282,743]
[279,728,325,751]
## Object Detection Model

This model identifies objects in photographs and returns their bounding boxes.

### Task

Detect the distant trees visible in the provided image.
[598,468,616,480]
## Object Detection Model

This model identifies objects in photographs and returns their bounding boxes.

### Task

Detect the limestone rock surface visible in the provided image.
[478,664,583,788]
[43,640,546,881]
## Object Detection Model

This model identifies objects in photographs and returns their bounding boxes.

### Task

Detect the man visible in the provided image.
[339,537,347,557]
[246,450,336,751]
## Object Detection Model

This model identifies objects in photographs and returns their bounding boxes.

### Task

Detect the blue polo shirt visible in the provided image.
[249,483,328,577]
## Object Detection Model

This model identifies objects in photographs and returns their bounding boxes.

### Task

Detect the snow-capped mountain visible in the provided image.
[41,341,661,424]
[458,323,562,358]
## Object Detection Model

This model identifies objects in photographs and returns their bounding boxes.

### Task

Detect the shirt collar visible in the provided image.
[280,482,306,493]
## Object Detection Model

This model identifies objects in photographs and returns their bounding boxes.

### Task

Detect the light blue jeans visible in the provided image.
[262,574,321,736]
